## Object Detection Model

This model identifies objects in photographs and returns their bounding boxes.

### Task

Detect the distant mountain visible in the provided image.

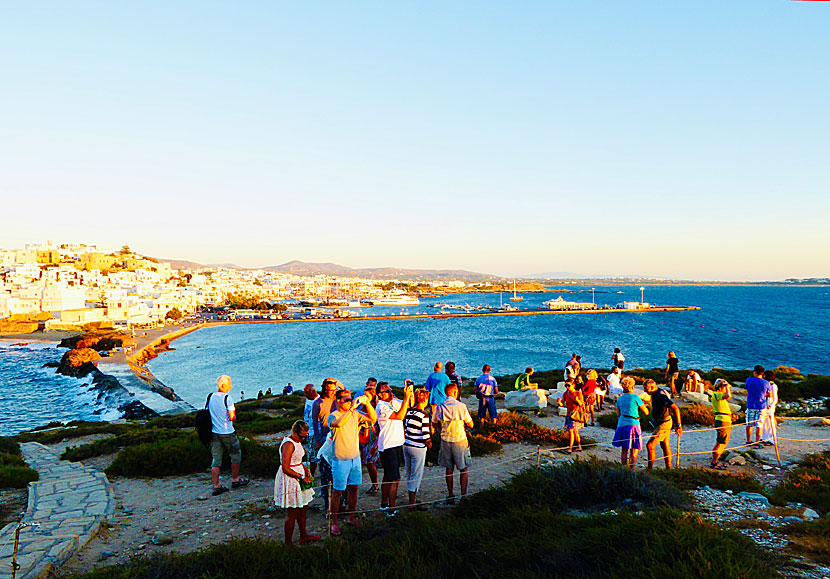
[152,257,205,270]
[265,260,501,282]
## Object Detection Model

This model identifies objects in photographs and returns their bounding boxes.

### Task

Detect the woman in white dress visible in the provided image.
[761,370,779,445]
[275,421,320,545]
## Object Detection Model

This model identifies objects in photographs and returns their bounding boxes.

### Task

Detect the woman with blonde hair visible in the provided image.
[612,377,645,469]
[275,420,321,545]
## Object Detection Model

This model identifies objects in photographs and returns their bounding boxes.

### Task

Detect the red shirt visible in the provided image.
[582,379,597,396]
[562,389,584,414]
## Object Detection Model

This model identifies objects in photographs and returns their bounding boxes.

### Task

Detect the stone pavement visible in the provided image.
[0,443,115,579]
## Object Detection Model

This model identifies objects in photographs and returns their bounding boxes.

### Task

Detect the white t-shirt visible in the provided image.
[376,399,404,452]
[304,397,317,428]
[208,392,236,434]
[607,373,622,397]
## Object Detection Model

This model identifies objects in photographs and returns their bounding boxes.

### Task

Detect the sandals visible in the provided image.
[330,524,341,536]
[366,485,379,495]
[212,486,229,496]
[445,496,456,505]
[299,534,322,544]
[711,463,727,470]
[231,477,250,489]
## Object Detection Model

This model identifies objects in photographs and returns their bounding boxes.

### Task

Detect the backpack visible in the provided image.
[195,393,228,447]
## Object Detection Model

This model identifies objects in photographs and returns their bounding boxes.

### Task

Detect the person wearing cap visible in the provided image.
[376,381,413,515]
[709,379,733,469]
[644,380,682,469]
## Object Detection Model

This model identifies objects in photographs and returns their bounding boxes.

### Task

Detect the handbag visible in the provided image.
[570,406,590,424]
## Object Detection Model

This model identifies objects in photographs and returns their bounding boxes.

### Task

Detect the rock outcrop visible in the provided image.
[59,331,134,352]
[505,389,549,411]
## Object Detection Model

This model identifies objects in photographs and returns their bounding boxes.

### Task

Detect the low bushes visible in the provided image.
[61,429,187,462]
[68,462,774,579]
[0,466,39,489]
[477,412,592,447]
[781,516,830,564]
[646,466,767,495]
[15,422,130,444]
[105,436,281,479]
[456,459,687,518]
[0,437,38,488]
[771,450,830,513]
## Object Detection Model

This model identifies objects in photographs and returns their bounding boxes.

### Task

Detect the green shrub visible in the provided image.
[468,434,503,456]
[67,495,773,579]
[105,436,280,479]
[681,403,715,426]
[61,429,188,461]
[780,516,830,564]
[456,459,687,518]
[0,466,39,489]
[0,437,21,455]
[15,422,129,444]
[0,453,26,468]
[477,411,593,447]
[772,450,830,513]
[646,467,767,494]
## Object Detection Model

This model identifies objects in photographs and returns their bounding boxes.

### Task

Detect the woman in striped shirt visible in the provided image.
[403,387,433,510]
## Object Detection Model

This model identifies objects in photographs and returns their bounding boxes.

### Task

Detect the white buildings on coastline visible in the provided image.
[0,243,468,329]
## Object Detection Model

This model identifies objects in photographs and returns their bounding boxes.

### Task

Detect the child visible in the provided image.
[612,377,645,469]
[709,379,733,469]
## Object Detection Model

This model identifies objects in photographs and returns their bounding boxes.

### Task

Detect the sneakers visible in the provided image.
[212,486,229,496]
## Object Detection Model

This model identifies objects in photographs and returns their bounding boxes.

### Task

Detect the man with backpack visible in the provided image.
[206,375,249,496]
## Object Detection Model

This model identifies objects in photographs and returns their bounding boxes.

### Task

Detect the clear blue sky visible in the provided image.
[1,1,828,280]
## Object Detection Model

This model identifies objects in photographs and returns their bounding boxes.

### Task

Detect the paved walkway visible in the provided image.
[0,443,115,579]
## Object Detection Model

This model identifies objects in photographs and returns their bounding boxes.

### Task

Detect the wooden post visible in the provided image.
[773,423,782,468]
[11,524,22,579]
[535,446,541,469]
[676,433,681,469]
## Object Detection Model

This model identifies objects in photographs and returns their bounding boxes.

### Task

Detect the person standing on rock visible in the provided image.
[474,365,499,424]
[709,379,733,469]
[665,351,680,398]
[209,375,249,496]
[433,382,474,504]
[644,379,682,469]
[612,348,625,371]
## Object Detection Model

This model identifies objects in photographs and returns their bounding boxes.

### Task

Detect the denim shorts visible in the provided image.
[331,456,362,491]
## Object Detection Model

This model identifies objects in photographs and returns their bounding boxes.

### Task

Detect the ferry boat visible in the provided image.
[368,292,420,306]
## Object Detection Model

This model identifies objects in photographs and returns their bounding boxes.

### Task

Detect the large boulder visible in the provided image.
[505,389,548,411]
[57,348,101,376]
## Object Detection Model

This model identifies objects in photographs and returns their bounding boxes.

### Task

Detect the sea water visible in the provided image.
[2,285,828,435]
[148,285,830,408]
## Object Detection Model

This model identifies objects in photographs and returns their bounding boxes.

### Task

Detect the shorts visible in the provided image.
[612,425,642,450]
[331,456,362,491]
[379,446,403,482]
[649,423,672,444]
[438,440,472,471]
[210,433,241,468]
[745,409,762,427]
[667,372,680,388]
[564,416,584,431]
[302,438,318,464]
[478,396,497,420]
[715,421,732,446]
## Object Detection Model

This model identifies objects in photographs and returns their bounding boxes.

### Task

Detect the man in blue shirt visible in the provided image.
[426,362,451,411]
[744,365,771,447]
[474,364,499,423]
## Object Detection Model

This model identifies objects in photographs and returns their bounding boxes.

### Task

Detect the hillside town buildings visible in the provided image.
[0,243,468,329]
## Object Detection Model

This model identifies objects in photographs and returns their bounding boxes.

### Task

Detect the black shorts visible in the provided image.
[380,446,403,482]
[715,421,731,446]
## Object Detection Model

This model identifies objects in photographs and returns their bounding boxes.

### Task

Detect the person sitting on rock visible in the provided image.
[514,367,538,390]
[684,370,704,394]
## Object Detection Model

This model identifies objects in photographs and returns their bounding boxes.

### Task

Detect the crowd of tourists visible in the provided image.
[202,351,782,544]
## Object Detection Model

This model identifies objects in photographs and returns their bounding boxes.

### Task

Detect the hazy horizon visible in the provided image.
[2,2,829,280]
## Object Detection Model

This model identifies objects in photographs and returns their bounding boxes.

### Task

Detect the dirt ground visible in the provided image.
[16,396,830,575]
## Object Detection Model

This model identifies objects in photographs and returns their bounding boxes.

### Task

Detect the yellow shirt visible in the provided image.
[710,392,732,424]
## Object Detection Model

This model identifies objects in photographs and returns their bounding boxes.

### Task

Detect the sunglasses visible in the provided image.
[341,398,353,403]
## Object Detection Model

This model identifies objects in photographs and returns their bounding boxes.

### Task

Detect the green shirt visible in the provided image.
[710,391,732,424]
[515,373,531,390]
